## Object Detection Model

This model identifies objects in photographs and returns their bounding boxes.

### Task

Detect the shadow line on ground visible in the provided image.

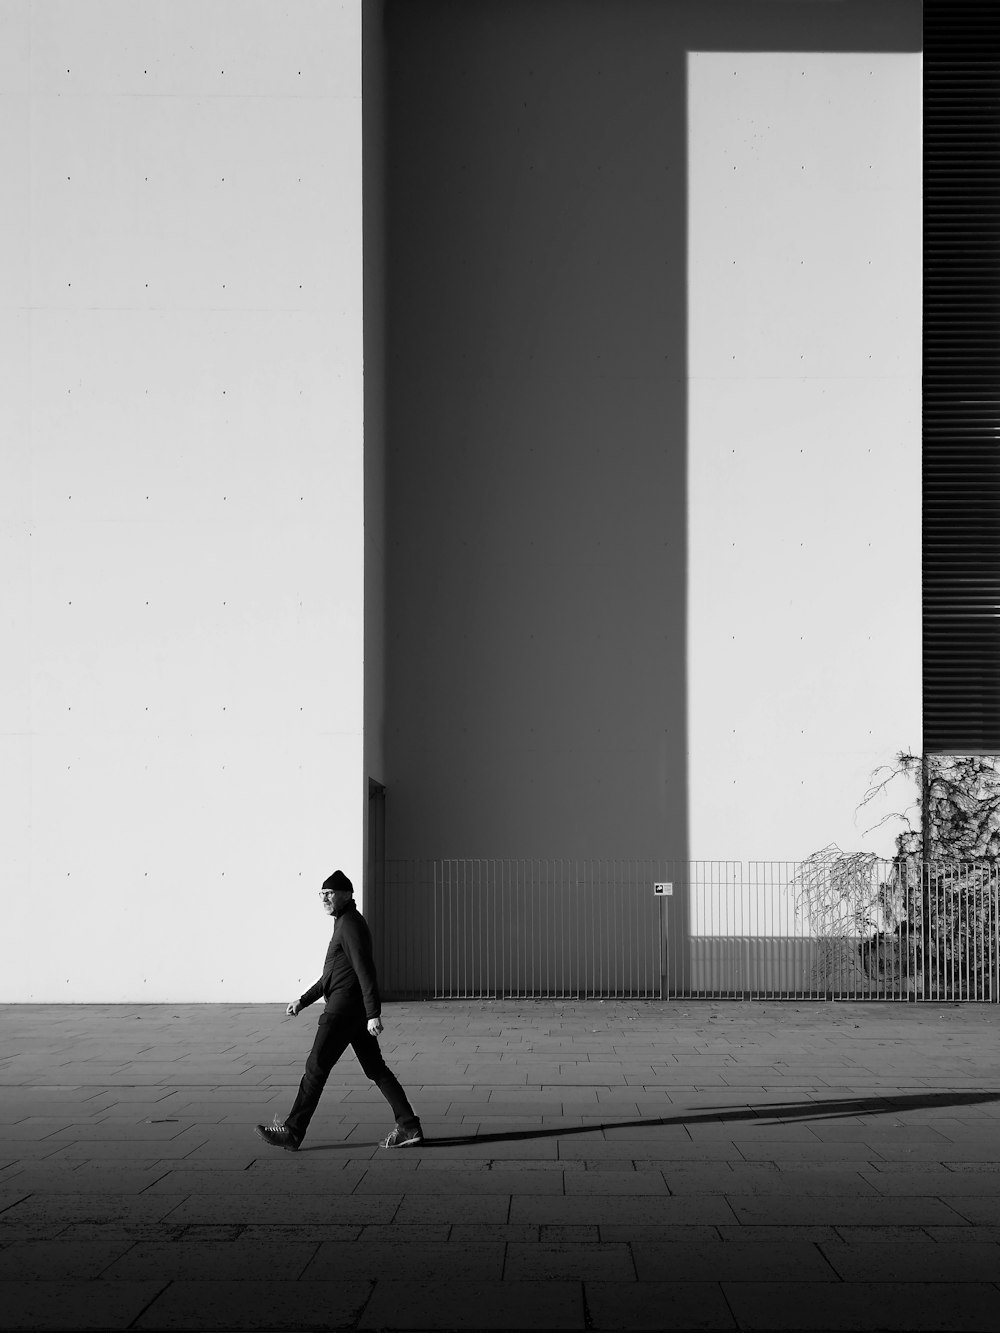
[299,1090,1000,1152]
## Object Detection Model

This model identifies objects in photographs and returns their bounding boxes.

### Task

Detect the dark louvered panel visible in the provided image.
[924,1,1000,753]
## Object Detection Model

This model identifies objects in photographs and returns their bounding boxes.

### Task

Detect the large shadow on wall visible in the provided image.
[378,1,919,881]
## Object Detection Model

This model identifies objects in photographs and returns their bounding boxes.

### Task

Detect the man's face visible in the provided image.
[319,889,351,916]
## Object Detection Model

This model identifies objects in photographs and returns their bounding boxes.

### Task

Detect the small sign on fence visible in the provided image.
[654,882,673,896]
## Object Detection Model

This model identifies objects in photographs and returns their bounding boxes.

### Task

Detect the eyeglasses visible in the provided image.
[319,890,337,900]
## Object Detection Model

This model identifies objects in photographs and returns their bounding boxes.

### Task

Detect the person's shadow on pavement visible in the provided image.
[297,1089,1000,1151]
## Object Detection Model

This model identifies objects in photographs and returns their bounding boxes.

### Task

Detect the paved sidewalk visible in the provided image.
[2,1000,1000,1331]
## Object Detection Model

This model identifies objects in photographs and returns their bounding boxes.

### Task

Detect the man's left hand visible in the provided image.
[368,1017,383,1037]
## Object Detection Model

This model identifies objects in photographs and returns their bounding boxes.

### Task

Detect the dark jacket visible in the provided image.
[298,904,381,1019]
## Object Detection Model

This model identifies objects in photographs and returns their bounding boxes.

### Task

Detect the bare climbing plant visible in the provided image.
[792,753,1000,998]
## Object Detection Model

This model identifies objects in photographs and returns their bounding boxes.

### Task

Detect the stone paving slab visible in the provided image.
[101,1239,324,1281]
[0,1239,134,1279]
[161,1194,402,1226]
[1,1194,191,1228]
[585,1280,737,1330]
[722,1280,1000,1331]
[819,1240,1000,1282]
[509,1194,738,1226]
[393,1193,511,1224]
[862,1169,1000,1195]
[301,1240,506,1281]
[358,1278,583,1329]
[657,1166,879,1194]
[505,1240,635,1280]
[0,1167,173,1195]
[563,1170,670,1194]
[724,1194,968,1226]
[354,1167,561,1194]
[0,1280,169,1329]
[631,1239,836,1282]
[3,999,1000,1329]
[132,1278,373,1330]
[142,1167,369,1196]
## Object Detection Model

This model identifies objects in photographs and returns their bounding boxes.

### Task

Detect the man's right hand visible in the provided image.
[286,1000,301,1017]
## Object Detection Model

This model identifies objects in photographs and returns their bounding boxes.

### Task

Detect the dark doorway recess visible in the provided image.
[367,780,386,917]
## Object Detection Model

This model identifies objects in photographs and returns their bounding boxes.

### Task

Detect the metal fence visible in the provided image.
[370,858,1000,1001]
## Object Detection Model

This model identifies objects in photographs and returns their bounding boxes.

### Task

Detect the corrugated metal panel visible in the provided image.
[924,1,1000,751]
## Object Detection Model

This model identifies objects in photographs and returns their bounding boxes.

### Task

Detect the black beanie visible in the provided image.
[322,870,353,896]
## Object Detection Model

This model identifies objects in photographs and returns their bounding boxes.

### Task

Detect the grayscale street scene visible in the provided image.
[5,0,999,1329]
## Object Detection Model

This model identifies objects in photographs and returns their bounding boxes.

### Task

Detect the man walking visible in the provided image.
[255,870,423,1151]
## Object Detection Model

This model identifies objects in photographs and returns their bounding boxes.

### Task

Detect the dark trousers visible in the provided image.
[284,1006,418,1143]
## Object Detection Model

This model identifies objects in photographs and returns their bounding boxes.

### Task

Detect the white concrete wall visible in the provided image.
[1,0,365,1001]
[688,51,922,862]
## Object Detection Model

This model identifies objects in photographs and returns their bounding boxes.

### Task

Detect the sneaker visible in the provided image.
[381,1123,424,1149]
[254,1116,299,1151]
